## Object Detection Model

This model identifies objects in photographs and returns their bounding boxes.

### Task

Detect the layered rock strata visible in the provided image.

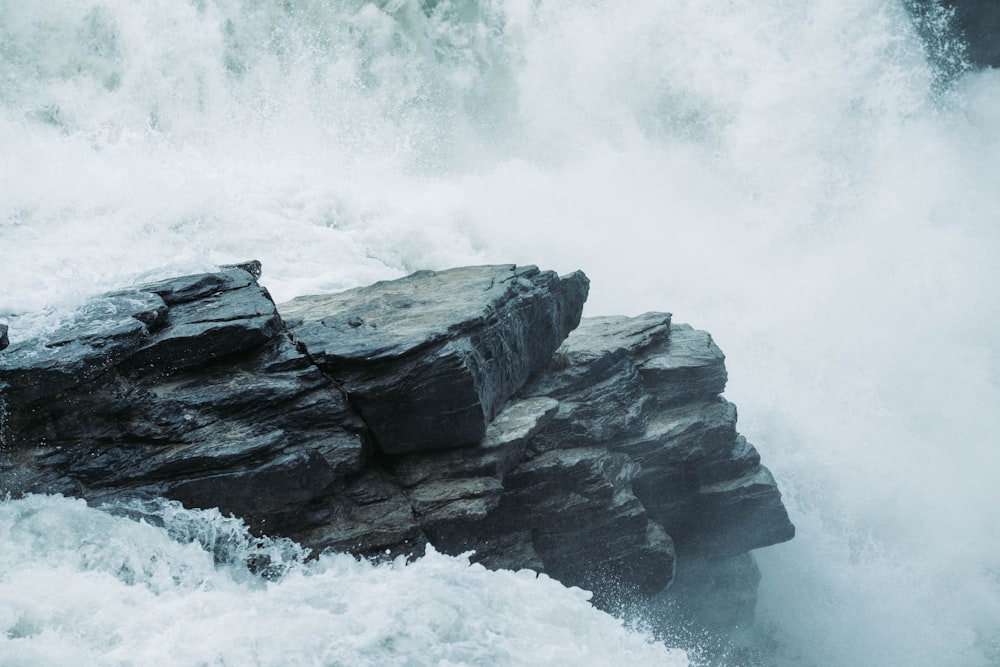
[281,265,589,454]
[0,263,793,615]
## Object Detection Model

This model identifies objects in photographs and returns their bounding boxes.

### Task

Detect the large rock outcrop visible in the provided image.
[0,262,793,631]
[0,266,366,530]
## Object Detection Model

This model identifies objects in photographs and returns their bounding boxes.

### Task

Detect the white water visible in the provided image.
[0,495,683,666]
[1,0,999,664]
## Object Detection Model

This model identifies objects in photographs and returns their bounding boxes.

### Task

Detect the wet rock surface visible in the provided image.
[0,262,793,633]
[281,264,589,454]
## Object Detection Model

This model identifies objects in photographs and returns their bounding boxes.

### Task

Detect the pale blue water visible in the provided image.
[0,495,684,666]
[2,1,999,664]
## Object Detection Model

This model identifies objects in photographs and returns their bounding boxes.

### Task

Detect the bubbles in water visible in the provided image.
[0,495,685,666]
[1,0,999,664]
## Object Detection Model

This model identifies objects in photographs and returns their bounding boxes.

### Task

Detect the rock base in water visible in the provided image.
[0,262,794,629]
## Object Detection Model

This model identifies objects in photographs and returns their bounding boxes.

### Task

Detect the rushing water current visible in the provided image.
[2,1,1000,664]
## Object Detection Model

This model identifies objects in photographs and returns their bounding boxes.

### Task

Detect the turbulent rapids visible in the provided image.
[2,0,1000,665]
[0,495,685,665]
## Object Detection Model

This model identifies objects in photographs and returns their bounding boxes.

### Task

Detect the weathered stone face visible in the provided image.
[518,314,793,559]
[0,290,168,407]
[0,265,366,535]
[0,262,794,632]
[281,265,589,454]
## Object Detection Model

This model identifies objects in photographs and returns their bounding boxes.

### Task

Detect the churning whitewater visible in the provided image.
[0,496,688,666]
[0,495,684,666]
[2,0,1000,664]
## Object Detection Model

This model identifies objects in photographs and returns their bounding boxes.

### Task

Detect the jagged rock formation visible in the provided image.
[0,262,793,625]
[518,314,793,561]
[280,265,589,454]
[0,266,366,528]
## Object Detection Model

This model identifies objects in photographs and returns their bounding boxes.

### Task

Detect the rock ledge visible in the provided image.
[0,262,793,630]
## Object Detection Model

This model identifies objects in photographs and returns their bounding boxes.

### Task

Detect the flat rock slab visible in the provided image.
[133,267,259,306]
[637,323,727,406]
[0,291,167,406]
[282,265,589,454]
[122,270,283,376]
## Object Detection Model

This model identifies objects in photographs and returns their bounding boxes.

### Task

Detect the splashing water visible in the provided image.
[0,495,683,666]
[2,0,1000,664]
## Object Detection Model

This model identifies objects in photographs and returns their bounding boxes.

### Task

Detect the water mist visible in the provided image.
[2,0,999,664]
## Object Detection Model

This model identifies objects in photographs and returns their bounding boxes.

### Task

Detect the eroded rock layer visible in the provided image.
[281,264,589,454]
[0,263,793,616]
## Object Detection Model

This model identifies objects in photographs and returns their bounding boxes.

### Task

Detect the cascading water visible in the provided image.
[2,0,999,664]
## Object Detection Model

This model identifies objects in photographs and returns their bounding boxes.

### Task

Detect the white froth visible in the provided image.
[0,496,683,667]
[1,0,999,664]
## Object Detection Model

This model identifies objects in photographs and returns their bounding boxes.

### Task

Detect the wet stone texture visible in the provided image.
[280,265,589,454]
[0,262,793,636]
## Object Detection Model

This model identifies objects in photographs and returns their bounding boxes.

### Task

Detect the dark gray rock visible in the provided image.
[0,267,365,538]
[0,291,167,407]
[668,465,796,557]
[1,264,795,643]
[0,267,282,411]
[633,429,792,558]
[290,468,425,558]
[0,324,8,351]
[637,323,727,406]
[292,396,563,562]
[389,396,559,526]
[4,333,368,531]
[220,260,263,279]
[520,313,794,559]
[382,396,561,569]
[133,267,259,306]
[523,312,672,400]
[500,312,794,649]
[391,397,558,487]
[487,446,677,599]
[282,265,588,454]
[122,282,283,376]
[519,313,673,454]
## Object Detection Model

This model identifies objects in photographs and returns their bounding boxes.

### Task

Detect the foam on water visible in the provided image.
[0,495,683,666]
[2,0,1000,663]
